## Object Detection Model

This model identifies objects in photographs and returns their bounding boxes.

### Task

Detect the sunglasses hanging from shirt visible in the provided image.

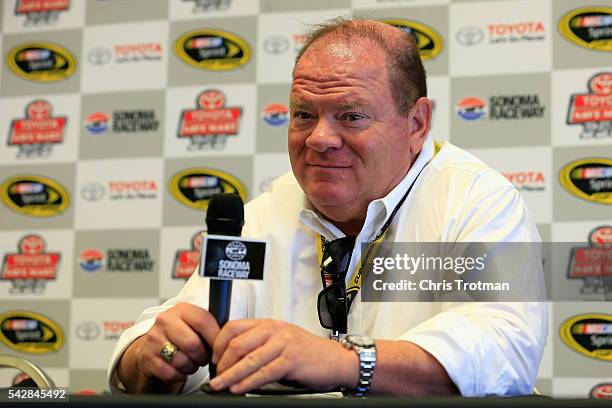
[316,141,443,340]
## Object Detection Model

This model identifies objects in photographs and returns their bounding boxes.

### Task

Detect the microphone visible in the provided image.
[205,193,244,378]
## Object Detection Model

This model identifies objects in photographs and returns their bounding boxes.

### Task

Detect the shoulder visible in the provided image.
[428,142,514,194]
[422,142,538,242]
[242,171,304,237]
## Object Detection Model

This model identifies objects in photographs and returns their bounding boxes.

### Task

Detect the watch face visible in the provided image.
[348,334,374,348]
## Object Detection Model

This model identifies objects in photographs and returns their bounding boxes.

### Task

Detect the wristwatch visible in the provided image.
[340,334,377,397]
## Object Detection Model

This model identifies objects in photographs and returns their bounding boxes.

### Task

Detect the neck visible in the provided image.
[333,220,363,236]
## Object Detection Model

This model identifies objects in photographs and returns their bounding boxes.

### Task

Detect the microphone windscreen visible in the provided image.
[206,194,245,236]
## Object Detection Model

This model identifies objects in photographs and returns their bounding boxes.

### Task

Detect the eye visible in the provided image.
[342,113,366,121]
[292,111,313,120]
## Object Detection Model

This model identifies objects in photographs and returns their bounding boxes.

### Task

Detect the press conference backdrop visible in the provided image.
[0,0,610,398]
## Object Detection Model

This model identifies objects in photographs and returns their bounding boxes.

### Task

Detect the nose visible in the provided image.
[305,117,342,153]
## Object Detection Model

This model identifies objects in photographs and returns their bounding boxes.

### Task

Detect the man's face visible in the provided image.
[289,40,426,226]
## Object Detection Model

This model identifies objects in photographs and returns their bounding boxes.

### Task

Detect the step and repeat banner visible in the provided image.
[0,0,610,397]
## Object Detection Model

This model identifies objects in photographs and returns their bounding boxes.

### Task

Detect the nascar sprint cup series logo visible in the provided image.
[7,42,76,82]
[560,313,612,362]
[8,100,67,158]
[169,168,247,212]
[0,175,70,217]
[1,235,60,294]
[175,28,250,71]
[559,158,612,205]
[379,19,443,61]
[177,90,242,150]
[559,6,612,52]
[566,72,611,139]
[0,311,64,354]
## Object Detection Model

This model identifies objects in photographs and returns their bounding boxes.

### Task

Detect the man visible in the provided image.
[108,19,547,396]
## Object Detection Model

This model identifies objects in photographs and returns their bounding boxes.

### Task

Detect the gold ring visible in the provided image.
[160,341,179,364]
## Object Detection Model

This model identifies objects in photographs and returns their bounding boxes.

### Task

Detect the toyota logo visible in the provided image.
[456,26,484,46]
[88,47,112,65]
[81,183,106,202]
[76,321,101,341]
[263,35,290,55]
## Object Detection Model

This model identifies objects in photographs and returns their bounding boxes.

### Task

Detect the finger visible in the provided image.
[175,303,222,351]
[230,356,290,394]
[165,320,209,365]
[210,337,284,391]
[146,353,187,384]
[166,350,198,375]
[212,319,260,364]
[216,324,273,373]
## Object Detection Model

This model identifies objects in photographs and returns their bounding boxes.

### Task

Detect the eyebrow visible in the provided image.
[290,100,370,111]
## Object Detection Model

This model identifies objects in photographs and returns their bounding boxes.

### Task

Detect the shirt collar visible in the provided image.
[299,135,435,241]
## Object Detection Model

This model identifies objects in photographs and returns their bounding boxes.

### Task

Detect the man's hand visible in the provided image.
[116,303,220,393]
[209,319,359,394]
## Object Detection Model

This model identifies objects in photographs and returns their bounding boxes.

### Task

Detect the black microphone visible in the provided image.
[205,193,244,378]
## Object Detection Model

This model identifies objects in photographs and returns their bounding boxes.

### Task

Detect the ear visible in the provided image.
[408,97,433,154]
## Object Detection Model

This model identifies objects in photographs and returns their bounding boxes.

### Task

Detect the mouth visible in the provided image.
[307,162,351,169]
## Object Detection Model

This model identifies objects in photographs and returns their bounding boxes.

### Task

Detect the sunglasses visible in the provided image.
[317,235,356,339]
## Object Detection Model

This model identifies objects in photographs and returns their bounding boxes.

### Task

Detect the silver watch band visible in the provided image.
[354,346,376,396]
[341,335,376,397]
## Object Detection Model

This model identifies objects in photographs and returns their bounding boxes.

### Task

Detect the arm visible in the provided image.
[207,179,546,396]
[397,181,547,396]
[370,340,458,395]
[205,319,457,395]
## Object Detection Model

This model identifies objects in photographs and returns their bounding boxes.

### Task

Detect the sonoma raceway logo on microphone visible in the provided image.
[199,235,266,281]
[219,241,249,278]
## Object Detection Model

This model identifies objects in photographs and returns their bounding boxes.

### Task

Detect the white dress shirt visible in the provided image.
[107,136,548,396]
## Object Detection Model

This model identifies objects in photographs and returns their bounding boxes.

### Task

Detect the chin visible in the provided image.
[306,186,352,211]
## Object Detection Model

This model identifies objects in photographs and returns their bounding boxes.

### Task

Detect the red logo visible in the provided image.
[503,171,545,192]
[15,0,69,26]
[567,72,612,139]
[173,232,204,279]
[178,90,242,150]
[486,21,546,43]
[108,180,158,199]
[1,235,60,294]
[16,0,69,14]
[103,320,134,340]
[591,383,612,399]
[567,226,612,294]
[114,42,163,63]
[488,21,545,36]
[8,100,66,158]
